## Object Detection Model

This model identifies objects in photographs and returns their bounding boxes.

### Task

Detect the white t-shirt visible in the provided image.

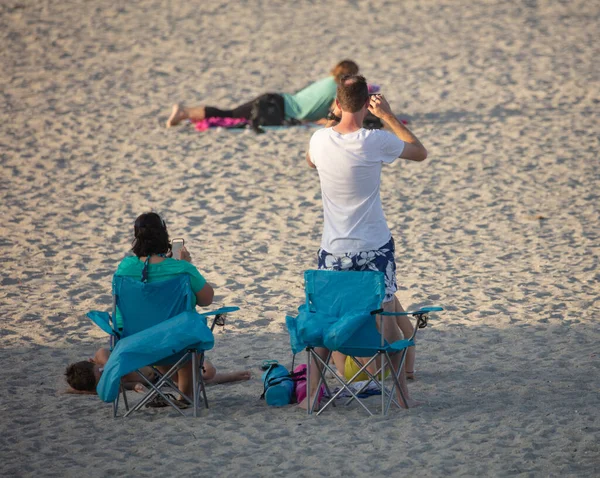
[309,127,405,254]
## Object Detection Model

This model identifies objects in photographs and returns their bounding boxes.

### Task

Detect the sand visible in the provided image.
[1,0,599,476]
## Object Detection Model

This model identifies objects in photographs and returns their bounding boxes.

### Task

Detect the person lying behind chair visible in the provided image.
[165,60,359,127]
[65,348,251,398]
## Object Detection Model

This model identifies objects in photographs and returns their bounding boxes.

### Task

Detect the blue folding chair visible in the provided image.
[87,275,239,417]
[286,270,443,416]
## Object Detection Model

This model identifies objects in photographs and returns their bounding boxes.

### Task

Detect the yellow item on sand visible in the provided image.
[344,356,391,381]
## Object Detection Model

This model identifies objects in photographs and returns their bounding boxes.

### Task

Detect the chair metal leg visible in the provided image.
[306,349,332,415]
[306,349,312,415]
[113,392,119,418]
[197,352,209,409]
[314,352,373,416]
[384,351,409,414]
[125,385,186,417]
[320,351,336,408]
[382,314,428,414]
[381,351,385,416]
[192,351,198,417]
[121,384,129,412]
[344,357,397,407]
[338,354,402,415]
[124,354,191,417]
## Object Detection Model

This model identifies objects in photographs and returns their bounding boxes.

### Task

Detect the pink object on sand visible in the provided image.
[294,364,325,404]
[194,117,248,131]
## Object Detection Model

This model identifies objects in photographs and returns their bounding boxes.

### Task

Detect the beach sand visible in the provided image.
[1,0,599,476]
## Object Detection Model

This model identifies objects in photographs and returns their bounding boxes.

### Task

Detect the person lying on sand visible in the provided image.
[165,60,359,128]
[65,347,251,396]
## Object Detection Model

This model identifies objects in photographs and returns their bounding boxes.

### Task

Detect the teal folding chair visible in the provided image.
[286,270,443,416]
[87,275,238,417]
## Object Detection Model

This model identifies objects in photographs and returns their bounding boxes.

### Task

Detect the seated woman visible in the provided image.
[165,59,359,127]
[69,212,249,407]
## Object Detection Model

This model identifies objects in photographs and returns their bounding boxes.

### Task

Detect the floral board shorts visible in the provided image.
[317,236,398,303]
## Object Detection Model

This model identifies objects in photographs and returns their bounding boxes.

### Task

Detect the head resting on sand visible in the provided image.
[336,74,369,113]
[132,212,171,257]
[65,361,99,392]
[331,60,360,84]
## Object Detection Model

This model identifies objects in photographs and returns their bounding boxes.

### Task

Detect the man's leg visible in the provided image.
[298,347,329,410]
[331,352,347,377]
[381,299,421,408]
[391,296,416,378]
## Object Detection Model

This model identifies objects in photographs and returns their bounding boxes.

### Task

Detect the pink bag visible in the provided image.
[293,364,325,403]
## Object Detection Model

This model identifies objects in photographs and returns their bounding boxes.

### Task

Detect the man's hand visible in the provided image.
[369,94,427,162]
[368,94,393,119]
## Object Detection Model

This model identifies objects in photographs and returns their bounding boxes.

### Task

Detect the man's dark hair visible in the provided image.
[336,74,369,113]
[65,361,97,392]
[131,212,171,257]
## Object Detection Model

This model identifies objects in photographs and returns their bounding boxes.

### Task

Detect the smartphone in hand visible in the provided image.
[171,238,184,260]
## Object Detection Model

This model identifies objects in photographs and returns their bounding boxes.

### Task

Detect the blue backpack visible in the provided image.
[260,362,294,406]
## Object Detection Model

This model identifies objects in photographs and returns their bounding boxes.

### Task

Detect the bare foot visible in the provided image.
[398,397,423,409]
[206,370,251,385]
[406,371,416,380]
[133,383,147,394]
[166,104,187,128]
[297,393,320,411]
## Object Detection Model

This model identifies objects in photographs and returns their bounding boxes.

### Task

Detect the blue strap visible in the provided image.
[141,253,166,282]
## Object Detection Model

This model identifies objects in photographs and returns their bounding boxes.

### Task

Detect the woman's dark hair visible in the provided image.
[131,212,171,257]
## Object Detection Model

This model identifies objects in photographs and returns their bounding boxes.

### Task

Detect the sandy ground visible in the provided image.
[1,0,599,476]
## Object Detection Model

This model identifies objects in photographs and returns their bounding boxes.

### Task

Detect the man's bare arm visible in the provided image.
[369,95,427,162]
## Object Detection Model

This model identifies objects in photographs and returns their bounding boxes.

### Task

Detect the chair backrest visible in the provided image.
[302,270,391,354]
[113,275,194,338]
[304,269,385,317]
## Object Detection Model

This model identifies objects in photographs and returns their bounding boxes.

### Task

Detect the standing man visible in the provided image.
[303,74,427,410]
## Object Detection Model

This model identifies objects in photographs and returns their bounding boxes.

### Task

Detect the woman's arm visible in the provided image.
[180,246,215,306]
[195,282,214,307]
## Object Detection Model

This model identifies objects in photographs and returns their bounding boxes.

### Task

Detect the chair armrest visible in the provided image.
[200,306,240,316]
[390,338,415,351]
[198,306,240,331]
[377,306,444,337]
[86,311,119,337]
[378,306,444,317]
